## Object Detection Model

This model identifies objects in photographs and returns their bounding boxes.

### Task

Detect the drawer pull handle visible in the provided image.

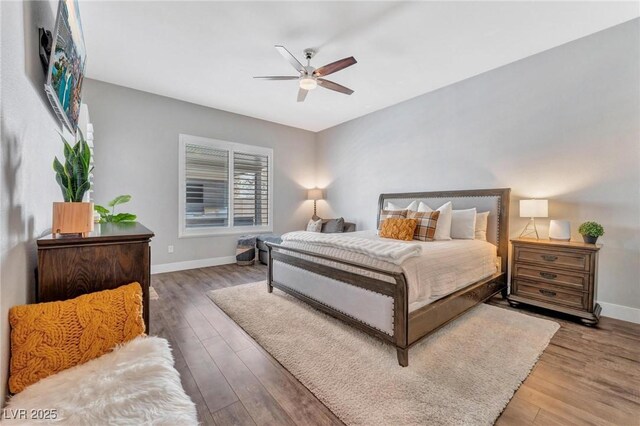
[540,272,558,280]
[539,289,557,297]
[541,255,558,262]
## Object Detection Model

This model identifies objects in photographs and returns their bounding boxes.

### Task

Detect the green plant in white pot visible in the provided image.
[578,221,604,244]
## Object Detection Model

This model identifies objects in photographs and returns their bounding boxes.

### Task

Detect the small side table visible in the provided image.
[508,238,601,325]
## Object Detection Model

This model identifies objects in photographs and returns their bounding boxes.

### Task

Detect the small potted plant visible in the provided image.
[578,221,604,244]
[95,195,137,223]
[52,133,93,236]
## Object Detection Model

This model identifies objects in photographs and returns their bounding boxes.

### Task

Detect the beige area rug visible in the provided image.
[207,282,559,426]
[149,286,159,300]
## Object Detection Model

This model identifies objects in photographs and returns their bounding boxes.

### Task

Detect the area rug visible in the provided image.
[207,282,559,426]
[149,286,159,301]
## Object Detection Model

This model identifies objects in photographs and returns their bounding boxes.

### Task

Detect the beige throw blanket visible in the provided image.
[281,231,422,265]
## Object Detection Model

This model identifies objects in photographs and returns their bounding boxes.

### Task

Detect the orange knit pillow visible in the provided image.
[8,282,145,394]
[379,218,418,241]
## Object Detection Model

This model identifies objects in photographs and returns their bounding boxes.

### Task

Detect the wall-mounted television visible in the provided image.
[44,0,86,134]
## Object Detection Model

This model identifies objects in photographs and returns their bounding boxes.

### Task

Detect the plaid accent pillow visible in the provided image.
[407,210,441,241]
[379,218,418,241]
[378,209,407,229]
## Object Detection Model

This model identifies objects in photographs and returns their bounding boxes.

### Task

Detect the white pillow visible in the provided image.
[417,201,452,240]
[306,218,323,232]
[475,211,490,241]
[386,200,418,211]
[451,208,477,239]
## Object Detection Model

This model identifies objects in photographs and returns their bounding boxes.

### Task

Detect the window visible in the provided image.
[179,135,273,237]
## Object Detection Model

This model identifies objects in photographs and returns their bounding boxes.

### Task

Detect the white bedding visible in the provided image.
[279,230,498,312]
[282,231,422,264]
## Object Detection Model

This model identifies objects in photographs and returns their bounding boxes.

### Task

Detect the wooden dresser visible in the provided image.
[508,238,601,325]
[37,222,154,330]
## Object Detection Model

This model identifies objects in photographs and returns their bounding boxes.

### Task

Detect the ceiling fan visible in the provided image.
[254,46,357,102]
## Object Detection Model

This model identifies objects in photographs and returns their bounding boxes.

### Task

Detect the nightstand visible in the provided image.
[508,238,601,325]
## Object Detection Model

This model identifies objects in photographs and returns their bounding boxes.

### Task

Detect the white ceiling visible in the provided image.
[80,1,639,132]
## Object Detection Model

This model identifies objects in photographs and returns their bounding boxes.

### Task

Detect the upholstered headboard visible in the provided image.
[377,188,510,273]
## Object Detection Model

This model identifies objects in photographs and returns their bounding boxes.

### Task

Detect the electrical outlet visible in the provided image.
[168,245,174,254]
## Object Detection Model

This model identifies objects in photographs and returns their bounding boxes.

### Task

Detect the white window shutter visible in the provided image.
[184,143,229,229]
[179,135,273,237]
[233,151,269,227]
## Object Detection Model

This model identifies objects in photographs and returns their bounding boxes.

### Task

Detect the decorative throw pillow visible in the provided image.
[322,217,345,233]
[475,211,490,241]
[407,210,441,241]
[386,200,418,212]
[306,218,323,232]
[378,209,407,229]
[379,218,418,241]
[451,208,477,239]
[417,201,453,240]
[8,282,145,394]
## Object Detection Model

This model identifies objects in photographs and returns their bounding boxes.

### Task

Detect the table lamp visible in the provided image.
[307,188,324,220]
[519,199,548,240]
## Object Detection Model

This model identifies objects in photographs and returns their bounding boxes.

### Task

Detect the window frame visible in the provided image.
[178,134,274,238]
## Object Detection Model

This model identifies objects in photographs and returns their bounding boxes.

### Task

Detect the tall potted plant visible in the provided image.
[52,133,94,236]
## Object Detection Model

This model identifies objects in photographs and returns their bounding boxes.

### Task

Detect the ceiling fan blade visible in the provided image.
[297,88,308,102]
[313,57,357,77]
[317,79,354,95]
[275,45,305,74]
[253,76,299,80]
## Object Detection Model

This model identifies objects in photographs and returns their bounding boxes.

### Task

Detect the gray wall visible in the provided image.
[0,0,72,403]
[82,79,316,267]
[316,19,640,311]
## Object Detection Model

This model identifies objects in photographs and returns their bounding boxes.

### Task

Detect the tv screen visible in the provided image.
[45,0,86,134]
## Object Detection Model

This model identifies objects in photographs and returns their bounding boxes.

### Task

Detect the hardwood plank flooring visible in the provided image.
[149,263,640,425]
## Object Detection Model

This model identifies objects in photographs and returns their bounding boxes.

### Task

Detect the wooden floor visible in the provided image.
[150,263,640,426]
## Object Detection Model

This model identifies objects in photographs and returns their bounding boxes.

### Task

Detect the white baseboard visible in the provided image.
[151,256,236,274]
[599,301,640,324]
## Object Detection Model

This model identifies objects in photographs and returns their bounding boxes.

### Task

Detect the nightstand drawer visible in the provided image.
[514,246,590,272]
[513,264,588,290]
[512,279,587,310]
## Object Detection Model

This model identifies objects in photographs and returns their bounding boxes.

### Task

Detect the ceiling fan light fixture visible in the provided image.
[299,76,317,90]
[257,46,356,101]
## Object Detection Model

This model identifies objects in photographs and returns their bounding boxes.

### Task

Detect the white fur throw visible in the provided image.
[282,231,422,265]
[4,336,197,425]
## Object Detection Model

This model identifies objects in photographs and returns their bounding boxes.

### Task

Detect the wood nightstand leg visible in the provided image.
[580,303,601,326]
[507,298,520,308]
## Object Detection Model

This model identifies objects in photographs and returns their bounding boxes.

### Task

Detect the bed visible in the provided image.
[266,188,510,366]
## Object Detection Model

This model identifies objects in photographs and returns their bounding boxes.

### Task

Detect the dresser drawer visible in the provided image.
[514,246,590,272]
[513,264,588,290]
[512,279,587,310]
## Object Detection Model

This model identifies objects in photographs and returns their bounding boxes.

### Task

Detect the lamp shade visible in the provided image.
[520,199,548,218]
[307,188,324,201]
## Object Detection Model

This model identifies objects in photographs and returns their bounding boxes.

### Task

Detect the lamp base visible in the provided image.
[519,218,540,240]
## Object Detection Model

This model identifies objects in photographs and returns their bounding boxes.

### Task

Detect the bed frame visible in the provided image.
[267,188,510,366]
